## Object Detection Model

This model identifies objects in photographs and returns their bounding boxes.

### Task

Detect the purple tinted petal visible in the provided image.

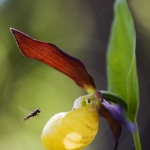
[102,99,136,131]
[98,102,122,149]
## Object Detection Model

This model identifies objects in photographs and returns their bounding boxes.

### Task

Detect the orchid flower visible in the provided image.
[10,28,135,150]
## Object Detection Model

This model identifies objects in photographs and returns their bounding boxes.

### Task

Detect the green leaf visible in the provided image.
[127,55,139,122]
[101,90,127,111]
[107,1,141,148]
[107,0,139,122]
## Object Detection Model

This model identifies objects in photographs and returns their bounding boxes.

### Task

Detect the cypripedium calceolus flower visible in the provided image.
[10,28,135,150]
[41,93,99,150]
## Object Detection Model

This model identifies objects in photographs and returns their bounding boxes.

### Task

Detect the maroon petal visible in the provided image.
[10,28,96,93]
[99,102,122,150]
[95,91,136,149]
[101,101,135,132]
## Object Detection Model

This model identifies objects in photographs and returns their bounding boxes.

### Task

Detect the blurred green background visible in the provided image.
[0,0,150,150]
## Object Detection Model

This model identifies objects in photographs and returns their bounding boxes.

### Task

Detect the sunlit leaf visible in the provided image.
[127,55,139,122]
[107,0,139,122]
[10,28,96,93]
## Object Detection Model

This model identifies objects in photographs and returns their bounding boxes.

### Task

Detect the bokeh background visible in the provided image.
[0,0,150,150]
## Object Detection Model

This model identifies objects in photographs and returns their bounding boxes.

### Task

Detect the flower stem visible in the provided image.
[132,124,142,150]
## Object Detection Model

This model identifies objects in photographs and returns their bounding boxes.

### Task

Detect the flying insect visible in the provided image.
[23,108,41,122]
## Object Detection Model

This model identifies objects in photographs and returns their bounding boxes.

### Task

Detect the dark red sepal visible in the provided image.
[10,28,96,93]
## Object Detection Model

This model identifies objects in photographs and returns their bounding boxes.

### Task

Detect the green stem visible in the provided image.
[133,124,142,150]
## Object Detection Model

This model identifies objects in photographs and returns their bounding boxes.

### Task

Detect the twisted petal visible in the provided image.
[10,28,96,93]
[96,91,135,149]
[99,102,121,150]
[102,100,135,131]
